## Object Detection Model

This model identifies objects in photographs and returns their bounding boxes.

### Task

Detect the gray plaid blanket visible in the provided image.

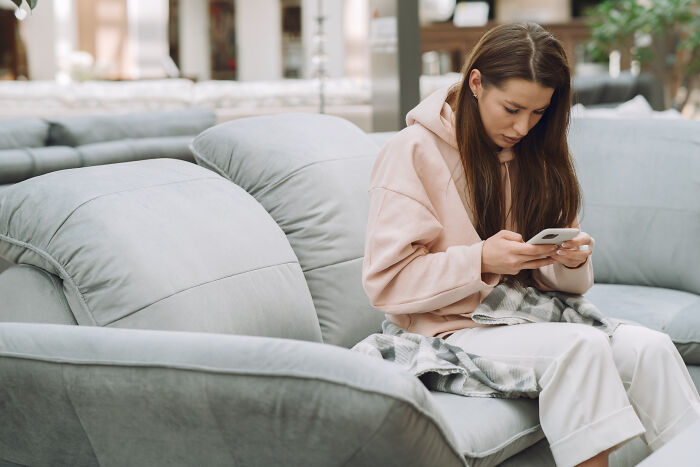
[352,282,622,399]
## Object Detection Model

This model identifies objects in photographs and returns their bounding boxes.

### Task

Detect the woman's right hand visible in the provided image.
[482,230,558,275]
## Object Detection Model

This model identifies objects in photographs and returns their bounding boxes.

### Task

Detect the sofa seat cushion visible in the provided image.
[191,113,383,348]
[431,392,544,466]
[585,283,700,364]
[0,159,322,342]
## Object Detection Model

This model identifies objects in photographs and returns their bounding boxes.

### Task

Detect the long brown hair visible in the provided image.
[453,23,580,252]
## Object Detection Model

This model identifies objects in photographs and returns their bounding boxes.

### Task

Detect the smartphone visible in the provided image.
[526,228,580,245]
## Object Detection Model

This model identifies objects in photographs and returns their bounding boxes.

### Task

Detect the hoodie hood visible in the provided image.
[406,85,516,164]
[406,86,458,150]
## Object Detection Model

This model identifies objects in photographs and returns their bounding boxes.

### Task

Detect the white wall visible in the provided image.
[179,0,211,80]
[236,0,282,81]
[127,0,169,79]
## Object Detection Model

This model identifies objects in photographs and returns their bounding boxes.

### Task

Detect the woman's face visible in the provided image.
[469,72,555,148]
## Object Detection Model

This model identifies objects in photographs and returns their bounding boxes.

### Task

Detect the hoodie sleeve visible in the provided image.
[362,186,500,315]
[532,219,594,295]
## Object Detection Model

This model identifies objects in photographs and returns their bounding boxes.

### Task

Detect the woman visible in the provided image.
[362,23,700,467]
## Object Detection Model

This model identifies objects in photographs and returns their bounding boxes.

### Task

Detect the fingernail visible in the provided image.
[556,250,565,255]
[561,242,569,248]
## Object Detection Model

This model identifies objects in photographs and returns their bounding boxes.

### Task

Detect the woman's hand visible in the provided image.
[549,231,594,269]
[482,230,558,275]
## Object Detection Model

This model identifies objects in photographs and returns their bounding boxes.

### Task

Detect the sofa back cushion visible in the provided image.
[0,117,49,149]
[0,159,322,342]
[569,116,700,295]
[47,108,216,146]
[191,114,384,348]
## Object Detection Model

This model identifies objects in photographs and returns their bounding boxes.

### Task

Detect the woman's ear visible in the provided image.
[468,69,482,99]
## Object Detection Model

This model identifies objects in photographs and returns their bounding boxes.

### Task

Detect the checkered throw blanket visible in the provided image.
[352,282,621,399]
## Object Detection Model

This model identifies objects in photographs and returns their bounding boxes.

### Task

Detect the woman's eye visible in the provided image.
[534,110,545,115]
[504,107,518,114]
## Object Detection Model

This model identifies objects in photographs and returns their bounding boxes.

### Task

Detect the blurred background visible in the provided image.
[0,0,697,131]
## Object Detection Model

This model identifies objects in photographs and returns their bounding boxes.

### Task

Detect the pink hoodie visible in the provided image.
[362,86,594,338]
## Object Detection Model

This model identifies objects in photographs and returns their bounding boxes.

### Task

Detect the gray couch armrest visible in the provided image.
[0,323,466,467]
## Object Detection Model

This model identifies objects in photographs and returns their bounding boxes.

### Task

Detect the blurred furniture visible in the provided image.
[573,71,665,110]
[637,420,700,466]
[0,107,215,193]
[0,78,374,132]
[420,19,591,74]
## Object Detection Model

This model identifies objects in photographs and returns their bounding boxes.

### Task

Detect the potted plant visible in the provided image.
[585,0,699,111]
[10,0,37,11]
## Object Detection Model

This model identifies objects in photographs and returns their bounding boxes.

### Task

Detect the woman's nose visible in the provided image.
[513,115,529,137]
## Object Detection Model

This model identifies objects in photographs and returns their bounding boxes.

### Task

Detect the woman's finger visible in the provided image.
[560,232,593,250]
[520,257,557,270]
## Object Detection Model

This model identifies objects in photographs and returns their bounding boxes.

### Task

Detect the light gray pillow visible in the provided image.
[0,158,322,342]
[191,113,383,348]
[569,116,700,295]
[47,108,216,146]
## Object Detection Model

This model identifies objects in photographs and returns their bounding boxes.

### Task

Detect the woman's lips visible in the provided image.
[503,135,521,144]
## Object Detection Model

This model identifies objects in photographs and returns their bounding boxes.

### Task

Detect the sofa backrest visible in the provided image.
[46,108,216,147]
[569,116,700,295]
[0,109,216,186]
[0,158,323,342]
[0,116,48,149]
[191,114,384,348]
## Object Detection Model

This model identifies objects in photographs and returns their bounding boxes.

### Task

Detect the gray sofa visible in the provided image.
[0,113,698,466]
[0,108,216,274]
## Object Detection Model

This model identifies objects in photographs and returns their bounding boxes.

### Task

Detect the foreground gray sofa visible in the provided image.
[0,113,698,466]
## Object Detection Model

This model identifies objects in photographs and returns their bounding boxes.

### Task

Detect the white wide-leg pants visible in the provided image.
[444,322,700,467]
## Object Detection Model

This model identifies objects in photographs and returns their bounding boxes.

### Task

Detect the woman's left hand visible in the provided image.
[549,231,594,269]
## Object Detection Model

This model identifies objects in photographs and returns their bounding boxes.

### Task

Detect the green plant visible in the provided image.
[10,0,38,9]
[585,0,700,110]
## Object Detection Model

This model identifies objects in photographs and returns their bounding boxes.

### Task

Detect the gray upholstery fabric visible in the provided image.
[572,72,665,110]
[0,159,322,342]
[47,108,216,147]
[0,322,466,467]
[191,113,384,348]
[689,365,700,390]
[585,283,700,364]
[0,256,10,274]
[431,393,544,466]
[0,265,76,325]
[569,117,700,296]
[0,146,81,183]
[78,136,196,166]
[0,117,49,149]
